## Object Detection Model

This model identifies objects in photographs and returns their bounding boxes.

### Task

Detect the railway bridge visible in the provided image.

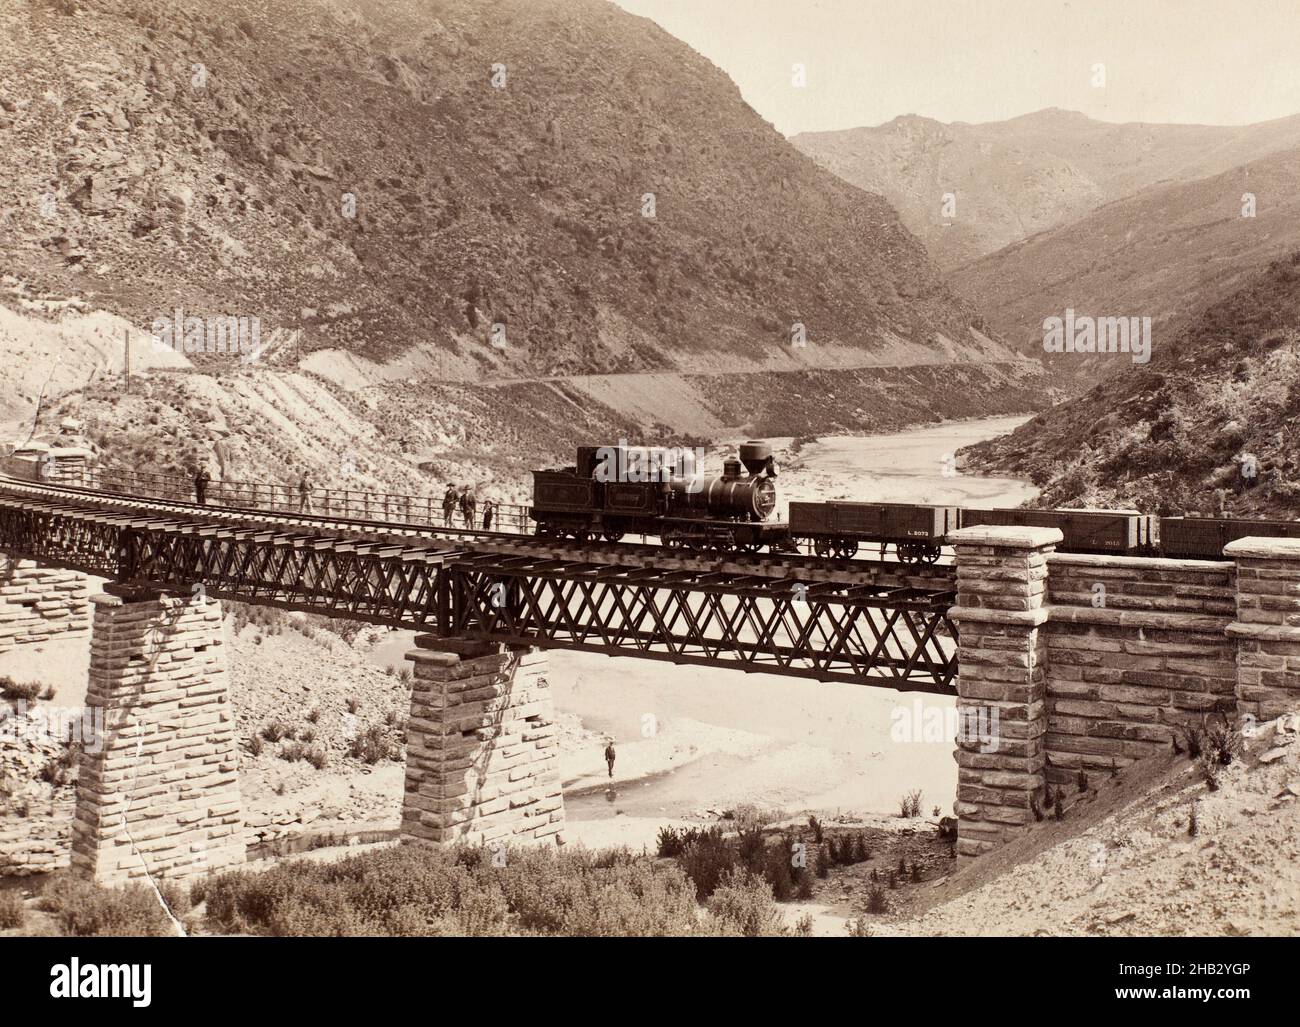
[3,459,1300,885]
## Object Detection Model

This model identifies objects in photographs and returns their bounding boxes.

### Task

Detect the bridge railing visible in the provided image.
[1,456,534,535]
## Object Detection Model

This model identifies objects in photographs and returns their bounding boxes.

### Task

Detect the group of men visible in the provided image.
[442,485,495,530]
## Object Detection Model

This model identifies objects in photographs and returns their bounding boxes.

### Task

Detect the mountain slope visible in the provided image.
[793,108,1300,269]
[950,145,1300,373]
[960,252,1300,518]
[0,0,1008,379]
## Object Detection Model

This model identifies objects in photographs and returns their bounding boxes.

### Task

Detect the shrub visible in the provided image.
[279,741,306,763]
[899,789,923,819]
[847,915,872,937]
[677,827,734,901]
[656,825,688,858]
[306,745,328,770]
[349,724,395,764]
[261,720,288,742]
[1201,718,1241,767]
[37,873,175,937]
[0,677,41,702]
[0,891,25,929]
[706,871,784,937]
[865,885,888,913]
[808,815,823,843]
[247,733,264,756]
[306,708,320,724]
[762,842,795,902]
[200,843,704,937]
[39,746,78,786]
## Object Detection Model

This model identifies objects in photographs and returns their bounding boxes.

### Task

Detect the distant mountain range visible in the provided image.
[949,143,1300,374]
[793,107,1300,269]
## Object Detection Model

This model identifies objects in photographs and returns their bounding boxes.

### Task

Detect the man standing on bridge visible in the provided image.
[193,466,210,506]
[482,498,495,531]
[442,485,457,527]
[605,739,616,779]
[297,471,313,514]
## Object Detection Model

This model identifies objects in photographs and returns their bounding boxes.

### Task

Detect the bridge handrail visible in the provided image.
[0,454,533,534]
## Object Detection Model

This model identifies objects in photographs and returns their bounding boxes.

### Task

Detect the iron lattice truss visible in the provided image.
[0,496,958,693]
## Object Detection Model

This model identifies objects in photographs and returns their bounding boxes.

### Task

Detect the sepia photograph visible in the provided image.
[0,0,1295,1005]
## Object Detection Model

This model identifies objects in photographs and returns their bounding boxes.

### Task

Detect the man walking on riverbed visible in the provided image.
[605,740,616,779]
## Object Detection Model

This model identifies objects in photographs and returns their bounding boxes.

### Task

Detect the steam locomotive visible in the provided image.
[530,441,789,551]
[530,440,1300,562]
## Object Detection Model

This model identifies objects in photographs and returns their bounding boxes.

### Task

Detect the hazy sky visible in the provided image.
[612,0,1300,135]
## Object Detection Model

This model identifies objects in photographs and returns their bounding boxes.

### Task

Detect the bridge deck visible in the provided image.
[0,477,957,692]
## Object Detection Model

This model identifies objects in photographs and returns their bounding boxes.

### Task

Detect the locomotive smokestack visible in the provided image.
[739,440,775,477]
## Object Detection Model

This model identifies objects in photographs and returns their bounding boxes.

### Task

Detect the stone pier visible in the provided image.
[70,587,244,886]
[1226,537,1300,721]
[0,552,89,655]
[401,637,565,848]
[947,526,1060,859]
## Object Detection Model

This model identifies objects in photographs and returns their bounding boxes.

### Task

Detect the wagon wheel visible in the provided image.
[896,542,918,564]
[839,540,860,559]
[813,538,832,558]
[603,531,625,543]
[920,544,941,564]
[664,532,683,549]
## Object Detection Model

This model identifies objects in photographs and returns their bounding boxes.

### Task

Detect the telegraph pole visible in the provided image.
[124,327,131,393]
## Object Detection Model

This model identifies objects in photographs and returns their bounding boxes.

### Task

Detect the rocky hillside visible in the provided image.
[896,709,1300,937]
[960,252,1300,518]
[794,108,1300,269]
[951,144,1300,376]
[0,0,1005,380]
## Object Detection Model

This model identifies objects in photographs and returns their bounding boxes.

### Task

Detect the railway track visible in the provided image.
[0,472,957,590]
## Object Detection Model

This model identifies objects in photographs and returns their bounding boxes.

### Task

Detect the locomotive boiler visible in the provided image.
[530,440,787,551]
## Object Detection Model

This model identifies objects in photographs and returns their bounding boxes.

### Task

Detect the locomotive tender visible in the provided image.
[530,440,1300,563]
